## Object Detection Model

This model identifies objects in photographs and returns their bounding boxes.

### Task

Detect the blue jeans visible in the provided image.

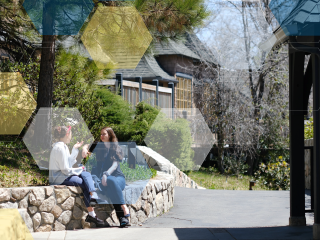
[100,175,126,205]
[61,172,95,208]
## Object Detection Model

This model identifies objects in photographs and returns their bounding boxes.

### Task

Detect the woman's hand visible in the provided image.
[82,144,89,158]
[102,174,107,186]
[73,141,84,149]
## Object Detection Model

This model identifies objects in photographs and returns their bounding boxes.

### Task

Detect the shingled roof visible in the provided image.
[282,0,320,25]
[114,55,177,82]
[153,33,218,65]
[115,32,218,81]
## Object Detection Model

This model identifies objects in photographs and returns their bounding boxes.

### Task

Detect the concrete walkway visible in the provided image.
[31,187,314,240]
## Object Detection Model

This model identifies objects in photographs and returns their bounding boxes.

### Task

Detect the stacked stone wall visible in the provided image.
[138,146,199,189]
[0,172,174,232]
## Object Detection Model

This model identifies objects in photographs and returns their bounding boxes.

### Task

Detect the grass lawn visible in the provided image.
[188,168,269,190]
[0,139,49,188]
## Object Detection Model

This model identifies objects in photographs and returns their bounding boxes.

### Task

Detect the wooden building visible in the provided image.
[98,32,218,111]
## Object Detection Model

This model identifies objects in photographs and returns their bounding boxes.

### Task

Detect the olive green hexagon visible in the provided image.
[0,72,36,135]
[81,6,153,69]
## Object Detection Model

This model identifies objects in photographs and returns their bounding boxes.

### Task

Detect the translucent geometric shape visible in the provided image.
[81,6,153,69]
[143,108,215,171]
[23,107,94,171]
[0,72,36,135]
[0,209,33,240]
[270,0,320,36]
[22,0,94,35]
[200,7,275,70]
[85,142,152,204]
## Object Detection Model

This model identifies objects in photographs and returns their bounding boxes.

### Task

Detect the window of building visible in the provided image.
[176,77,192,110]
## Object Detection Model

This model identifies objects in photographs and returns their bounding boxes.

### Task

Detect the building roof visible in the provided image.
[153,33,218,65]
[115,32,218,81]
[184,33,218,65]
[153,38,200,60]
[281,0,320,26]
[115,55,178,83]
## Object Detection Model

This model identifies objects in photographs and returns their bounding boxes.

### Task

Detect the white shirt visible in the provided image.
[49,141,83,185]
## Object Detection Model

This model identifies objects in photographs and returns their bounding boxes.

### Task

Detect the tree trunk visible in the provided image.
[217,121,225,173]
[36,35,56,108]
[33,1,56,163]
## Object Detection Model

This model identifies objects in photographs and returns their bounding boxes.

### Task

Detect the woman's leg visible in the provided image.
[61,176,106,227]
[79,171,96,193]
[105,176,126,205]
[105,176,130,217]
[61,175,91,208]
[114,176,129,216]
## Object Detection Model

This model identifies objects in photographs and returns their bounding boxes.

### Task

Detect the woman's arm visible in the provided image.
[82,143,97,158]
[55,146,83,176]
[103,161,118,176]
[68,147,79,166]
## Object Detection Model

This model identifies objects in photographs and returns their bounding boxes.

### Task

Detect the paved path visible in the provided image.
[135,187,314,228]
[31,187,314,240]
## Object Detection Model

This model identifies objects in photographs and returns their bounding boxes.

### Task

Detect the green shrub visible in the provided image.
[126,101,160,145]
[145,112,194,171]
[120,162,156,182]
[223,155,249,178]
[84,153,157,182]
[254,157,290,190]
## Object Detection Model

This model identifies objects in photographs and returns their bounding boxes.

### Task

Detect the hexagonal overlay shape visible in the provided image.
[269,0,320,36]
[23,0,94,35]
[23,107,94,172]
[0,72,36,135]
[81,6,153,69]
[85,142,151,204]
[0,209,33,240]
[203,6,275,70]
[143,108,215,171]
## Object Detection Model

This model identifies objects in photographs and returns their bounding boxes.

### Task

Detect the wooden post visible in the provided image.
[168,82,175,119]
[152,79,159,106]
[313,52,320,238]
[135,76,142,102]
[116,73,123,97]
[289,44,306,226]
[128,141,136,169]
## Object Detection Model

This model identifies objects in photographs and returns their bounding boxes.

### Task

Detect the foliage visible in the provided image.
[90,100,160,145]
[189,167,269,190]
[305,118,313,140]
[254,157,290,190]
[0,144,49,187]
[123,101,160,145]
[84,152,157,183]
[91,88,134,141]
[223,154,249,178]
[0,0,40,62]
[120,162,156,182]
[144,112,195,171]
[53,49,117,143]
[0,59,40,97]
[133,0,210,43]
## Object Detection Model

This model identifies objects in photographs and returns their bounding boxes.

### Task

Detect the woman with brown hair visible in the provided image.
[82,127,130,227]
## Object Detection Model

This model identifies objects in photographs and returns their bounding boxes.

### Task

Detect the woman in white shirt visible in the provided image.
[49,126,107,228]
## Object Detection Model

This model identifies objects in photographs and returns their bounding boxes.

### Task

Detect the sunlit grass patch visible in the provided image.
[188,168,269,190]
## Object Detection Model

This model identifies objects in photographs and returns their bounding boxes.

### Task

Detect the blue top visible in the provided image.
[90,142,125,179]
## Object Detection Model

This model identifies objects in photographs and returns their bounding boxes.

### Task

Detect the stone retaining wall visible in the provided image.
[138,146,200,189]
[0,172,174,232]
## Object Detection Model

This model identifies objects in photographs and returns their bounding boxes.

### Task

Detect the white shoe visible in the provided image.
[91,192,100,199]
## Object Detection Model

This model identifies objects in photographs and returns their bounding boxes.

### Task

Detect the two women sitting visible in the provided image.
[49,126,130,228]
